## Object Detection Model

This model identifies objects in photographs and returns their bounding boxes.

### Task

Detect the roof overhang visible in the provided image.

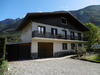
[17,11,89,31]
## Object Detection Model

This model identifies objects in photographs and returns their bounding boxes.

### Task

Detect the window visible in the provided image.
[51,28,57,35]
[62,43,67,50]
[71,43,75,49]
[78,44,82,47]
[62,30,67,38]
[61,17,67,24]
[78,33,81,40]
[38,26,45,34]
[70,32,75,40]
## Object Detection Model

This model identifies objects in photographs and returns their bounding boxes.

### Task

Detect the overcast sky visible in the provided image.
[0,0,100,21]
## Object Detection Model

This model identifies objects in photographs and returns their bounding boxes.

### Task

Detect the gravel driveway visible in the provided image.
[5,56,100,75]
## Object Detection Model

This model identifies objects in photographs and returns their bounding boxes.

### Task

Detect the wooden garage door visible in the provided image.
[38,42,53,58]
[6,43,31,61]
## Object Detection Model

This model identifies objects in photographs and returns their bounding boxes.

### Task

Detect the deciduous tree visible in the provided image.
[84,23,100,49]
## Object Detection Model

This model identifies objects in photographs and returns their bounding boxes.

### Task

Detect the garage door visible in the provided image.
[38,42,53,58]
[6,43,31,61]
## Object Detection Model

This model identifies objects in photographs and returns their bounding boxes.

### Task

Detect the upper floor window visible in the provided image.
[78,33,81,40]
[38,26,45,34]
[62,30,67,39]
[62,43,67,50]
[70,32,75,40]
[61,17,67,24]
[51,28,57,35]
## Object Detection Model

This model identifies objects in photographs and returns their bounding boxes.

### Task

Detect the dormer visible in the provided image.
[61,17,67,25]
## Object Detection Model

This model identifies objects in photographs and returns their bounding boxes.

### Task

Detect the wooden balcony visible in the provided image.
[32,31,88,41]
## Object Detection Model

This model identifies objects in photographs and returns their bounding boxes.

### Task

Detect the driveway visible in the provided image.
[5,56,100,75]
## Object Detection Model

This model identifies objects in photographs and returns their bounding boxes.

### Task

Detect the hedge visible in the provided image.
[0,37,6,61]
[0,37,7,75]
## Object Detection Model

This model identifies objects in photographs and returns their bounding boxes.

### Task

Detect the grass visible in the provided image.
[0,60,8,75]
[79,54,100,63]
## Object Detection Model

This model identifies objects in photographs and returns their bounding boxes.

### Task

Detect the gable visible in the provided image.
[32,16,86,31]
[17,11,89,32]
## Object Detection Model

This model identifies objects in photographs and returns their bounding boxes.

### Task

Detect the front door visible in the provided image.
[38,42,53,58]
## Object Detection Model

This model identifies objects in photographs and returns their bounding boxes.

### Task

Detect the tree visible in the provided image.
[84,23,100,49]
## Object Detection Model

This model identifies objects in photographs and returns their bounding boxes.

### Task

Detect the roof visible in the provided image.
[7,42,31,45]
[17,11,89,31]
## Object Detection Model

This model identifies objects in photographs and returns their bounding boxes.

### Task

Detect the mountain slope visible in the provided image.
[70,5,100,27]
[0,18,22,43]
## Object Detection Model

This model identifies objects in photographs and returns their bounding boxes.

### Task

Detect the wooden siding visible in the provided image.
[32,16,83,31]
[6,43,31,61]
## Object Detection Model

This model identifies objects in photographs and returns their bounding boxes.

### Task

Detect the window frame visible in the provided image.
[78,44,82,47]
[38,26,45,34]
[70,32,75,40]
[51,28,57,35]
[62,30,67,39]
[61,17,67,25]
[62,43,67,50]
[71,43,75,49]
[78,33,81,40]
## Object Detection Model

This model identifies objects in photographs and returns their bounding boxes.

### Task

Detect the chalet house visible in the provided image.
[6,11,89,60]
[16,11,89,59]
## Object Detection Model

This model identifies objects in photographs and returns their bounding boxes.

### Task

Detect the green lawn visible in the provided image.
[80,54,100,63]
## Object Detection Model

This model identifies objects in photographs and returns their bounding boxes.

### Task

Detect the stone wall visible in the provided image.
[31,53,38,59]
[54,51,75,57]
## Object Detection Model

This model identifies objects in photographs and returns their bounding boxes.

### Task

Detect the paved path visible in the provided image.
[5,56,100,75]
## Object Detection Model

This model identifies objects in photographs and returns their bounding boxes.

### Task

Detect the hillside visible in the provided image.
[70,5,100,27]
[0,5,100,43]
[0,18,22,43]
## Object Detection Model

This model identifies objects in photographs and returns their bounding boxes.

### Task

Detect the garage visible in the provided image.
[6,42,31,61]
[38,42,53,58]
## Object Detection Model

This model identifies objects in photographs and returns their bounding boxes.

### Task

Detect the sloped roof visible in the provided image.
[17,11,89,31]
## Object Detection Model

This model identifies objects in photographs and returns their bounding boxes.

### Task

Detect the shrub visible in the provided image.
[0,60,7,75]
[75,47,86,57]
[0,37,6,61]
[0,37,7,75]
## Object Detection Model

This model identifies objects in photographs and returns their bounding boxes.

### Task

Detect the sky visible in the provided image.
[0,0,100,21]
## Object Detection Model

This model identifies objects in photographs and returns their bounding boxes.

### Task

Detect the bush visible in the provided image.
[0,37,6,61]
[0,60,7,75]
[0,37,7,75]
[75,47,86,57]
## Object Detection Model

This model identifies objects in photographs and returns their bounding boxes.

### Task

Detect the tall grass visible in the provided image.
[0,60,8,75]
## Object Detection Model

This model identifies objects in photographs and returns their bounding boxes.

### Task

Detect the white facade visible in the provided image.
[32,22,84,37]
[20,21,87,58]
[20,22,32,42]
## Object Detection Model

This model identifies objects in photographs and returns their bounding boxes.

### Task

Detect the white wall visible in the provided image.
[32,22,83,36]
[20,21,84,42]
[31,39,85,56]
[31,40,38,53]
[20,22,32,42]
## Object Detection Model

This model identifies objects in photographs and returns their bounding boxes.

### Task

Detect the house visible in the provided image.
[6,11,89,60]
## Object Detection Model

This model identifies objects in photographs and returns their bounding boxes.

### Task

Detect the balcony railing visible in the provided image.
[32,31,88,41]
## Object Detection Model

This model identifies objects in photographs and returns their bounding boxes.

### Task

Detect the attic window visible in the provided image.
[61,17,67,24]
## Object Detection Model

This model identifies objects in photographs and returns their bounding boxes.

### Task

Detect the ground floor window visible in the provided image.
[71,43,75,49]
[62,43,67,50]
[78,44,82,47]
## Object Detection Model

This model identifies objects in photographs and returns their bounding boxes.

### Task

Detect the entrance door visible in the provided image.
[38,42,53,58]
